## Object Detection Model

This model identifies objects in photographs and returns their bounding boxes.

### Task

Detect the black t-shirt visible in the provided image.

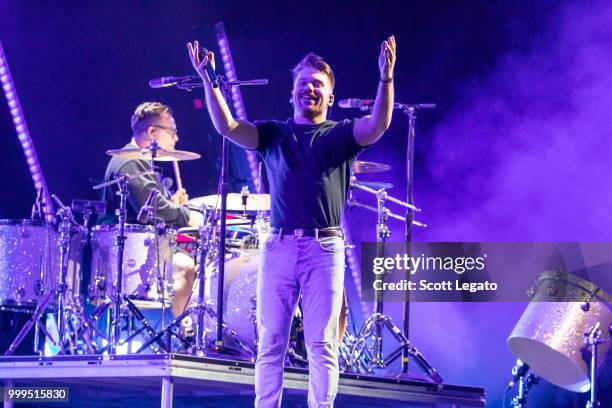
[254,118,364,229]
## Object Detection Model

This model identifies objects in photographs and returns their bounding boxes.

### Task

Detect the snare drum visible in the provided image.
[90,224,175,306]
[0,219,85,308]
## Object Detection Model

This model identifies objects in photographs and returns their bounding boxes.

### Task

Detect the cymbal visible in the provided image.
[351,160,391,173]
[189,193,271,212]
[106,147,201,161]
[354,180,394,190]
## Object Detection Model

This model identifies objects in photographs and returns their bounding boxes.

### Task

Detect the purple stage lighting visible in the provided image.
[214,22,262,193]
[0,40,54,220]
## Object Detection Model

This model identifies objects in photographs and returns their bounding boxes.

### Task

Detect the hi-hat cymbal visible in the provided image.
[189,193,271,212]
[106,147,201,161]
[352,160,391,173]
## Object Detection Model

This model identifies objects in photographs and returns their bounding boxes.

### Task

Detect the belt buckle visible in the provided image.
[294,229,305,238]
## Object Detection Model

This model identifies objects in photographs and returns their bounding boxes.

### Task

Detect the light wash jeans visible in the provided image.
[254,231,345,408]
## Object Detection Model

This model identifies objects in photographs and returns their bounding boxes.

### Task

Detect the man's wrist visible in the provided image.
[380,76,393,83]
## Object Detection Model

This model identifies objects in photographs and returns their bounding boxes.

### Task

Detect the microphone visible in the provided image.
[149,76,198,89]
[338,98,375,109]
[200,47,219,88]
[137,188,158,224]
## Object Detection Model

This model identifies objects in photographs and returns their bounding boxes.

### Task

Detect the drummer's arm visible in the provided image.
[188,41,259,150]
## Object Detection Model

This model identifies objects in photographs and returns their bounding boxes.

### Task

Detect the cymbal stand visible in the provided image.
[139,205,215,354]
[584,322,606,408]
[93,173,130,354]
[348,187,441,382]
[109,174,128,354]
[348,181,426,227]
[193,206,214,353]
[61,199,106,353]
[4,194,77,356]
[92,168,165,354]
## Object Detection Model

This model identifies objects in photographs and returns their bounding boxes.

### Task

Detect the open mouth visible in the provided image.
[300,93,318,104]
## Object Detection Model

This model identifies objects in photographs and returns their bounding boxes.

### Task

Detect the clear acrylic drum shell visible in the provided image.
[508,272,612,393]
[0,219,85,307]
[90,224,175,304]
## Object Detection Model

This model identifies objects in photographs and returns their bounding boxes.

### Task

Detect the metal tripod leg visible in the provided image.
[4,290,63,356]
[350,312,443,383]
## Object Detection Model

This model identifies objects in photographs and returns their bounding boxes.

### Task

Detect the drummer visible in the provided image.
[99,101,198,316]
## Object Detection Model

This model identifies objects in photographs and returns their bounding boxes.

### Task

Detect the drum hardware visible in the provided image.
[144,206,257,358]
[71,199,106,231]
[4,195,78,356]
[63,199,106,354]
[93,164,171,354]
[116,297,172,354]
[347,185,442,383]
[584,322,607,408]
[505,359,539,408]
[52,194,80,351]
[348,180,426,227]
[193,206,216,354]
[141,206,217,355]
[31,187,45,219]
[70,297,112,354]
[94,173,129,354]
[67,297,109,354]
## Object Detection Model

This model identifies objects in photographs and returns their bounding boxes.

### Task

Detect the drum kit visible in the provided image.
[0,141,415,365]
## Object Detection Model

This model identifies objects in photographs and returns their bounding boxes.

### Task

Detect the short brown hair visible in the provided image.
[130,102,173,133]
[291,53,335,89]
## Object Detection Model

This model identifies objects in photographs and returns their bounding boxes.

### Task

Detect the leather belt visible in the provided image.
[271,227,344,239]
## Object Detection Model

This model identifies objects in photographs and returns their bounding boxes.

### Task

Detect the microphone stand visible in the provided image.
[210,76,266,351]
[186,74,268,352]
[156,71,268,354]
[400,103,435,373]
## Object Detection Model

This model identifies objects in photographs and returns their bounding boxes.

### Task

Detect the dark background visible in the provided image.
[2,1,611,406]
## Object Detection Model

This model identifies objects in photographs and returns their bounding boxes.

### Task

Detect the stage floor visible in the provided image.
[0,354,485,407]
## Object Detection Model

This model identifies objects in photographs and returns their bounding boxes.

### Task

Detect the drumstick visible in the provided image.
[173,161,183,191]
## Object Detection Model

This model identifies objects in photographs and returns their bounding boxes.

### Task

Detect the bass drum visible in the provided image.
[0,219,85,308]
[202,250,259,356]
